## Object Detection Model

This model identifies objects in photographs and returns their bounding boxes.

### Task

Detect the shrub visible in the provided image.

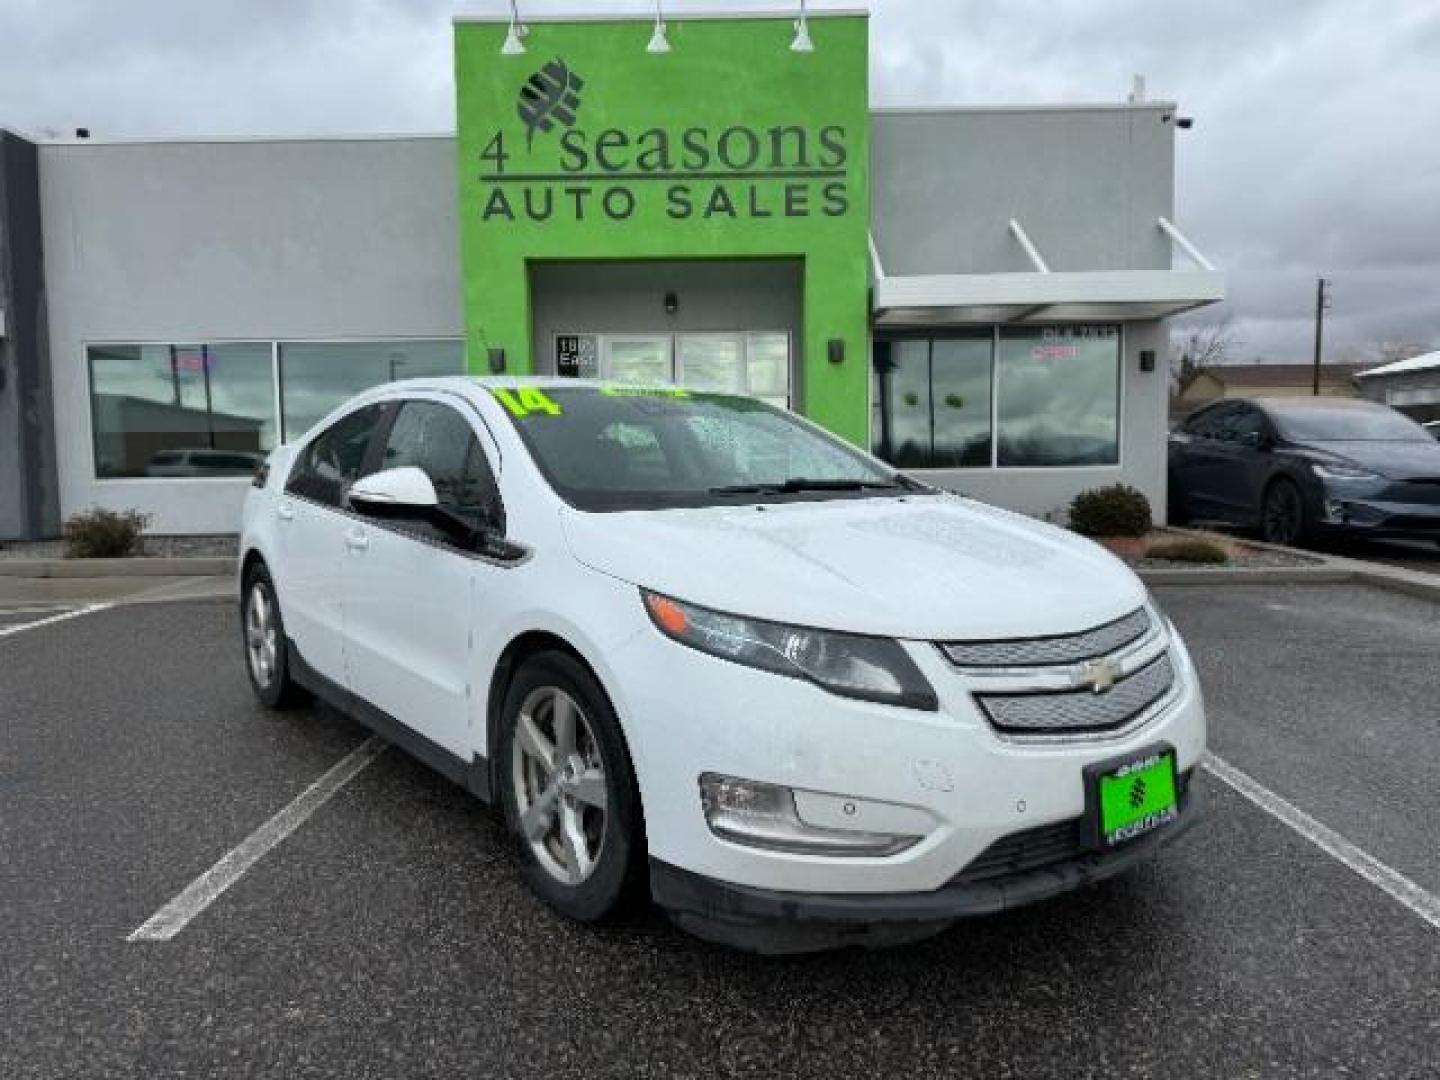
[1068,485,1152,538]
[1145,537,1229,564]
[63,508,149,558]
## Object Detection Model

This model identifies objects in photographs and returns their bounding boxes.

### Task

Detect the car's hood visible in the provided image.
[560,494,1146,641]
[1301,439,1440,480]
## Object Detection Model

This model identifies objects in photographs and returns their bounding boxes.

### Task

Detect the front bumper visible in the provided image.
[604,607,1208,907]
[652,782,1205,953]
[1315,480,1440,538]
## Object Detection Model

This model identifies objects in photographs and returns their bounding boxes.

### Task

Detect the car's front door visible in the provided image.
[1170,403,1236,520]
[343,396,506,760]
[278,403,390,686]
[1207,404,1275,523]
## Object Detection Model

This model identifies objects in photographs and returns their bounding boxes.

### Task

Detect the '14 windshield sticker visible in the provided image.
[492,388,563,418]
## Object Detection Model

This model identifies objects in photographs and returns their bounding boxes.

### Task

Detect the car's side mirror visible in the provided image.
[1238,430,1267,451]
[348,466,439,516]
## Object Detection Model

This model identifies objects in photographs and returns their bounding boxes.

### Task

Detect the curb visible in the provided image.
[0,557,236,579]
[1140,527,1440,603]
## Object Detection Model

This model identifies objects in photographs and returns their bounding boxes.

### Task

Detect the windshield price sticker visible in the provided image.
[492,388,564,418]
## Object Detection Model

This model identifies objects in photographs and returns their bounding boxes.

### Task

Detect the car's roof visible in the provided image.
[1245,395,1390,412]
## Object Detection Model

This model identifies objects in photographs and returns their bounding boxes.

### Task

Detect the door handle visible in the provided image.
[276,502,295,522]
[344,529,369,553]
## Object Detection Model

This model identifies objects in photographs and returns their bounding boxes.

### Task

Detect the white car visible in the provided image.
[240,377,1206,952]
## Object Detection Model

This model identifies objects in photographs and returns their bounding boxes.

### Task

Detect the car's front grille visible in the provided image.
[976,654,1176,735]
[939,607,1152,669]
[952,770,1193,885]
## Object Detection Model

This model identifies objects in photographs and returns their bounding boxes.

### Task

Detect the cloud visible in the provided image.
[2,0,1436,361]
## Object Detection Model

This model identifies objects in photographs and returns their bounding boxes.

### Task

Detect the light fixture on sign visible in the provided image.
[791,0,814,52]
[647,0,671,54]
[501,0,528,55]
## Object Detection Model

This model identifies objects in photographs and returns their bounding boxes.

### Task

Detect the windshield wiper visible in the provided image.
[709,477,904,495]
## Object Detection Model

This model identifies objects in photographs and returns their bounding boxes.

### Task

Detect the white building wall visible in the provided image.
[39,136,463,534]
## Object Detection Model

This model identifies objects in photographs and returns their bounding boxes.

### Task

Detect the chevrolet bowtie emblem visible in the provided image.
[1074,659,1120,694]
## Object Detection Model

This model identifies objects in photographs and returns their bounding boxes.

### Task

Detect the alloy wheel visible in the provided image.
[1263,483,1303,545]
[245,584,279,689]
[510,687,609,886]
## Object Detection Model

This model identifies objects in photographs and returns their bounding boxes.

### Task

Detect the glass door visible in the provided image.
[676,333,745,394]
[601,335,672,384]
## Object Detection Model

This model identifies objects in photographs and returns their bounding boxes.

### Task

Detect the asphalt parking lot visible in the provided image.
[2,584,1437,1078]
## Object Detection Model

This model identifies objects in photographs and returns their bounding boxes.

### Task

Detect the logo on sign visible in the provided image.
[517,59,584,149]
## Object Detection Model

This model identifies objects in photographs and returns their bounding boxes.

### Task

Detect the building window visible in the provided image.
[278,339,464,440]
[88,338,466,479]
[872,333,992,468]
[88,343,277,479]
[996,327,1120,467]
[872,326,1120,469]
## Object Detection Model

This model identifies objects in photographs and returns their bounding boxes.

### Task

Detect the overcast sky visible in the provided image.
[3,0,1437,364]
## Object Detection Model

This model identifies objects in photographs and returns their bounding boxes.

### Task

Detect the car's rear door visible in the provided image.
[342,395,506,760]
[276,403,390,687]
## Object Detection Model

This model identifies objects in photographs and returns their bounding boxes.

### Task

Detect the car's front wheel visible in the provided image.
[498,651,645,922]
[241,562,307,709]
[1261,477,1308,546]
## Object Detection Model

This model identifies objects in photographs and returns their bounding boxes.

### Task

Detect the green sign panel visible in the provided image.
[454,14,871,444]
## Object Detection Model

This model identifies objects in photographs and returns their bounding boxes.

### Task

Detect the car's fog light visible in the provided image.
[699,774,920,857]
[1323,497,1348,523]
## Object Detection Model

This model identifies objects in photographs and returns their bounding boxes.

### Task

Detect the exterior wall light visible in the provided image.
[791,0,815,52]
[488,347,507,373]
[647,0,671,54]
[501,0,527,55]
[828,338,844,364]
[664,291,679,315]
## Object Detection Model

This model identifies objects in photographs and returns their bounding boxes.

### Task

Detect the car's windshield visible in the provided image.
[1269,402,1432,443]
[489,384,912,511]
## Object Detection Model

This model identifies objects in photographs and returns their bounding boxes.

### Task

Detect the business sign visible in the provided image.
[454,14,871,445]
[476,57,853,226]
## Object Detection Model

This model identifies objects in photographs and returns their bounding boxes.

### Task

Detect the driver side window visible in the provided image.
[285,404,386,508]
[380,400,504,538]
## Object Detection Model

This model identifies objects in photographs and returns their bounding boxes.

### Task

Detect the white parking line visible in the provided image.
[1205,753,1440,933]
[0,602,112,639]
[127,736,387,942]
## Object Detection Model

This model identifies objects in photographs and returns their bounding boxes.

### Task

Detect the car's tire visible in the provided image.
[498,650,646,922]
[241,562,308,709]
[1260,477,1308,546]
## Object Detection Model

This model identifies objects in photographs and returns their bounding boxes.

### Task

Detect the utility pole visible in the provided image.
[1312,277,1331,396]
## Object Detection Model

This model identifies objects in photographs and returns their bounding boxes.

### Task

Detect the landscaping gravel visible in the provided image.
[0,534,238,560]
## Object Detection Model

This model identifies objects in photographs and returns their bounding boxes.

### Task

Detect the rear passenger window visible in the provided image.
[286,404,386,507]
[380,400,504,537]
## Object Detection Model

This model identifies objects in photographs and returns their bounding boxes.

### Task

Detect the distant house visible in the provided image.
[1174,362,1366,413]
[1355,349,1440,424]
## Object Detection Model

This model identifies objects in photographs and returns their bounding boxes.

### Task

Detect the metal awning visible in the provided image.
[871,217,1225,327]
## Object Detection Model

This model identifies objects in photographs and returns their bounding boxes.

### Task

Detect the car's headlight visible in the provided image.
[641,590,938,711]
[1312,461,1380,481]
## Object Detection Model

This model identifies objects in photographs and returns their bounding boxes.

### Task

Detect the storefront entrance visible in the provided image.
[554,331,791,408]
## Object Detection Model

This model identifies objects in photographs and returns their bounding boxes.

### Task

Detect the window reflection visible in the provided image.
[872,327,1120,469]
[996,327,1119,466]
[89,343,276,479]
[278,340,463,439]
[930,336,993,467]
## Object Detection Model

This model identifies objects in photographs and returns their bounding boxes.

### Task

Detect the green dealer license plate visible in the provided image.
[1082,745,1179,850]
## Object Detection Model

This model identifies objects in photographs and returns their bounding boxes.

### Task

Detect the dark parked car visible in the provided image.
[1168,397,1440,546]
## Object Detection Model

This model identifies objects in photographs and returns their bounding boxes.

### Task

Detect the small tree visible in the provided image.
[1170,317,1239,393]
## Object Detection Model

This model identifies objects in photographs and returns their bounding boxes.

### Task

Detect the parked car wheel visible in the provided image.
[1261,478,1307,546]
[241,562,308,709]
[498,651,645,922]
